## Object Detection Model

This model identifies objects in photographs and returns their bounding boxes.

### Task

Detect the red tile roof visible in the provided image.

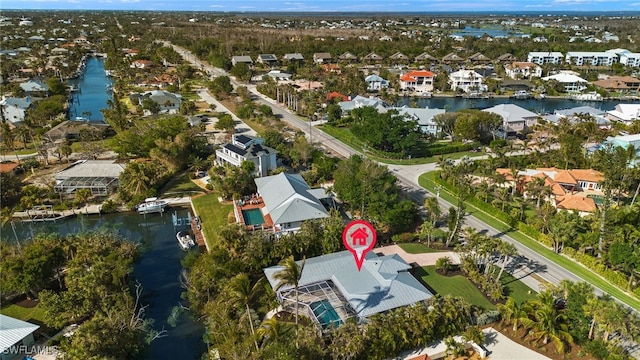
[0,162,19,173]
[556,195,597,212]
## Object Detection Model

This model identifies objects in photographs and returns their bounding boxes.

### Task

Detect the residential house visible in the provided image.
[138,90,182,114]
[527,51,564,65]
[552,106,610,129]
[592,76,640,93]
[215,134,278,177]
[122,48,139,57]
[442,52,464,63]
[448,70,486,93]
[326,91,349,103]
[321,64,341,74]
[54,160,125,195]
[251,172,329,234]
[282,53,304,63]
[496,167,604,216]
[392,106,445,136]
[389,52,409,64]
[363,52,384,63]
[606,104,640,125]
[19,79,48,94]
[504,62,543,79]
[365,74,389,92]
[467,52,491,63]
[399,70,435,94]
[602,133,640,166]
[264,70,293,82]
[263,250,433,328]
[256,54,278,66]
[45,120,112,143]
[338,51,359,62]
[130,59,154,69]
[1,315,40,360]
[313,52,332,64]
[542,72,588,93]
[497,53,517,63]
[0,96,32,126]
[414,52,435,63]
[338,95,388,114]
[231,55,253,67]
[620,52,640,67]
[482,104,539,137]
[565,52,618,66]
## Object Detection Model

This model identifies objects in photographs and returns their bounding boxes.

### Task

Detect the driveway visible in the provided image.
[482,327,552,360]
[375,244,460,266]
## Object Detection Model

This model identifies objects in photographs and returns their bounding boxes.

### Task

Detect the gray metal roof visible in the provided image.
[264,251,432,320]
[392,107,445,126]
[55,160,125,180]
[0,314,39,352]
[482,104,539,124]
[255,173,328,225]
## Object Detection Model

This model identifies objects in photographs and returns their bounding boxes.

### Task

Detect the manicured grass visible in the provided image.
[0,303,46,323]
[162,172,205,196]
[191,193,234,250]
[417,266,496,310]
[498,270,538,304]
[398,243,447,254]
[418,171,640,311]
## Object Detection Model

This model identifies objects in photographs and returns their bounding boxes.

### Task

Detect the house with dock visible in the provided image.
[54,159,125,196]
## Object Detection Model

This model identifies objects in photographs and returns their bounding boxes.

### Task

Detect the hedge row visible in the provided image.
[425,142,480,157]
[431,171,638,300]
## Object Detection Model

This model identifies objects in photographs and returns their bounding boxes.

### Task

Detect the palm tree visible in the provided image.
[256,317,293,348]
[495,241,517,282]
[498,297,528,333]
[521,291,573,354]
[227,273,264,351]
[273,255,306,349]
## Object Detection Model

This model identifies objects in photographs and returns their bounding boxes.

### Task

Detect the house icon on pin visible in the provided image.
[351,227,369,246]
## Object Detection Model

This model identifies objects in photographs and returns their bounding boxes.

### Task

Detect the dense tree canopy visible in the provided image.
[350,107,420,155]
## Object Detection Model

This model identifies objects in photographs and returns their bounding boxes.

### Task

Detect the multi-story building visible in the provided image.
[527,52,564,65]
[504,62,543,79]
[399,70,435,93]
[215,134,278,177]
[565,52,618,66]
[448,70,485,93]
[620,52,640,67]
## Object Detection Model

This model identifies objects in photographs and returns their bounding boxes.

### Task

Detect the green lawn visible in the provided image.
[162,172,205,196]
[418,171,640,311]
[398,243,447,254]
[191,194,234,250]
[0,303,46,323]
[498,270,537,304]
[416,266,496,310]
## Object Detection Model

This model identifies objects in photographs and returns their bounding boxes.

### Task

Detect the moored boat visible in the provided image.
[136,197,168,214]
[176,230,195,250]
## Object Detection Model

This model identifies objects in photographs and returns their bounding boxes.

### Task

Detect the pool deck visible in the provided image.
[233,195,275,231]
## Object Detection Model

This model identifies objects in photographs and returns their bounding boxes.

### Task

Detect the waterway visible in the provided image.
[67,57,113,121]
[396,96,628,114]
[1,211,207,360]
[452,26,527,38]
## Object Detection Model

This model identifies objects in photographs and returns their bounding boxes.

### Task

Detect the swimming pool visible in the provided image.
[242,209,265,226]
[310,300,343,329]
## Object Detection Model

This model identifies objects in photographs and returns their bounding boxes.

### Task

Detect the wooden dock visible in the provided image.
[12,205,102,222]
[191,217,206,248]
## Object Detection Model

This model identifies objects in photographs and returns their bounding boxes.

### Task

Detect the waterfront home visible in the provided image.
[231,55,253,67]
[313,52,332,64]
[504,62,542,80]
[45,120,112,143]
[19,79,49,94]
[338,95,388,114]
[496,167,604,216]
[0,315,40,359]
[542,72,588,93]
[365,74,389,92]
[399,70,435,94]
[236,172,329,234]
[552,106,610,129]
[0,96,32,126]
[565,51,618,66]
[263,251,432,329]
[392,106,445,136]
[448,70,486,93]
[592,76,640,93]
[602,133,640,166]
[54,160,125,195]
[215,134,278,177]
[606,104,640,125]
[527,51,564,65]
[482,104,539,137]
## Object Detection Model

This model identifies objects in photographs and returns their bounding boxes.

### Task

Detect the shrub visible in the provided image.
[101,199,119,213]
[392,232,415,243]
[475,310,500,326]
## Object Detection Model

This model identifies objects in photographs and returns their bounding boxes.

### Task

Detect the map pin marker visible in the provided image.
[342,220,377,271]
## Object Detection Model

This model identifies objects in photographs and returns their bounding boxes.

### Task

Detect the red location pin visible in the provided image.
[342,220,377,271]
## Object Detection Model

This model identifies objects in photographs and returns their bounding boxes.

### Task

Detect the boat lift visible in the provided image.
[172,211,192,228]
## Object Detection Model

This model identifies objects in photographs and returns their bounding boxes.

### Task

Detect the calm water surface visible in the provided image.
[2,211,206,360]
[67,57,113,121]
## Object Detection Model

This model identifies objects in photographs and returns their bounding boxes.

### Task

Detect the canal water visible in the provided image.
[67,57,113,121]
[1,211,207,360]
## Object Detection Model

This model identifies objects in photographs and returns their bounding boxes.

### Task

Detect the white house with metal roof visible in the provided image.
[448,70,486,93]
[606,104,640,125]
[338,95,389,113]
[392,106,445,136]
[231,55,253,66]
[0,314,40,360]
[553,106,610,129]
[0,96,32,126]
[264,250,433,329]
[54,159,125,195]
[254,173,329,233]
[565,52,618,66]
[215,134,278,177]
[19,79,49,93]
[138,90,182,114]
[365,74,389,92]
[542,72,588,92]
[527,51,564,65]
[482,104,539,137]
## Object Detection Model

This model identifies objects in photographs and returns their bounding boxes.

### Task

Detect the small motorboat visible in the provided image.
[176,230,195,250]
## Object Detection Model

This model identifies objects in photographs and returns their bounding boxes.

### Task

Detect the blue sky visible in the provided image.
[1,0,639,12]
